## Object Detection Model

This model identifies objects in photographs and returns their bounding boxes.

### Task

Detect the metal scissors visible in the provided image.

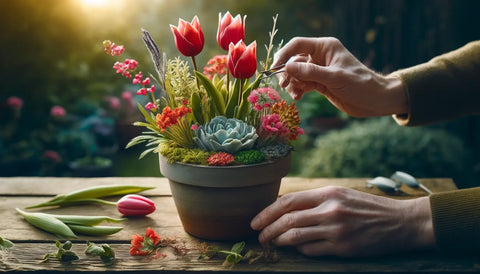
[259,63,286,79]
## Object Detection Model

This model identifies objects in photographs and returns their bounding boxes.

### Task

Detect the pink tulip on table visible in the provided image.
[117,194,156,216]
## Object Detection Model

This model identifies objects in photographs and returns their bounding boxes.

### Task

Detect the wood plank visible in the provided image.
[279,178,458,199]
[0,177,458,197]
[2,242,480,273]
[1,196,185,242]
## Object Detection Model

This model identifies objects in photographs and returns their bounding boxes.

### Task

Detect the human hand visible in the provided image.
[251,186,435,257]
[273,37,408,117]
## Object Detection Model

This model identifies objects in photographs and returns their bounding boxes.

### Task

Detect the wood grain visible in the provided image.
[0,177,468,273]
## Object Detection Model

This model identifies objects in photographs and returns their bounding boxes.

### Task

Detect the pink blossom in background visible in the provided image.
[6,96,23,109]
[108,96,121,110]
[137,88,147,96]
[103,40,125,56]
[145,102,156,111]
[121,91,133,101]
[50,105,66,117]
[191,124,199,130]
[42,150,62,163]
[148,85,155,93]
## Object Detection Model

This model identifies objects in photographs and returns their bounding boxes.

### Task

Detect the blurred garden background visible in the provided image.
[1,0,479,188]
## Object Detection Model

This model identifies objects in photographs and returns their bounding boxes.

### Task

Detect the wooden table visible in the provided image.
[0,176,478,273]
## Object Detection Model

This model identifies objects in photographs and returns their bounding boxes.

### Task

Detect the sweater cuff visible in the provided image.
[430,188,480,253]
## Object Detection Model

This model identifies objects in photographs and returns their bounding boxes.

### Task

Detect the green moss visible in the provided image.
[158,141,211,165]
[234,150,266,165]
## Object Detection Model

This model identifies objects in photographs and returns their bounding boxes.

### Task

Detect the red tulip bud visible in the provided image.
[227,40,257,79]
[117,194,156,216]
[217,12,246,51]
[170,16,205,57]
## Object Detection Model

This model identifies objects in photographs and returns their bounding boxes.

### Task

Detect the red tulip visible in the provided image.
[217,12,246,51]
[227,40,257,79]
[170,16,204,57]
[117,194,156,216]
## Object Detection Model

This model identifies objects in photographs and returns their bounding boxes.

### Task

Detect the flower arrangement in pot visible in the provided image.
[103,12,303,240]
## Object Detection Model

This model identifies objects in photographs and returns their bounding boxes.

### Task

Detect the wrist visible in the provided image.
[405,197,436,249]
[384,75,409,115]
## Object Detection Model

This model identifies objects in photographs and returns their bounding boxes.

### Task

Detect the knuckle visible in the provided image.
[288,228,303,243]
[322,185,348,198]
[284,213,297,228]
[277,193,295,209]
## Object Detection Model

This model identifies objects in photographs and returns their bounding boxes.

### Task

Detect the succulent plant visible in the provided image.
[259,144,292,160]
[235,149,266,165]
[193,116,258,154]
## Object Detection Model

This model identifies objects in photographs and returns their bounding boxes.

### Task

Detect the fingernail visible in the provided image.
[251,218,260,230]
[286,62,299,75]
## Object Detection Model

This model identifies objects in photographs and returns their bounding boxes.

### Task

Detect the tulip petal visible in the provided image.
[117,194,156,216]
[170,25,198,57]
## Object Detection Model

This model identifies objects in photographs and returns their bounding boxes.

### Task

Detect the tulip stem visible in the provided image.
[226,70,230,94]
[191,56,200,90]
[238,78,244,106]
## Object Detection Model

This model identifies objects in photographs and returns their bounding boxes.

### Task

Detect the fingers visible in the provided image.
[251,190,323,231]
[272,37,322,67]
[296,240,343,257]
[272,37,342,68]
[258,207,322,244]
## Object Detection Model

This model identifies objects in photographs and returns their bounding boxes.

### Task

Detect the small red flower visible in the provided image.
[129,227,161,256]
[207,152,235,166]
[156,105,192,132]
[203,55,228,79]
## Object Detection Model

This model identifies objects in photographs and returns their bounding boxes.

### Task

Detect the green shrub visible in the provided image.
[299,118,475,188]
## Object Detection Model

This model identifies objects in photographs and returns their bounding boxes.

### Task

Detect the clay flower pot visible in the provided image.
[159,153,291,240]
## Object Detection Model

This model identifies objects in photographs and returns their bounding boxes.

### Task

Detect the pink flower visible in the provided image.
[145,102,156,111]
[50,105,66,117]
[43,150,62,163]
[117,194,156,216]
[108,96,121,110]
[248,87,281,111]
[148,85,156,93]
[137,88,147,96]
[6,96,23,109]
[133,72,143,85]
[121,91,133,101]
[103,40,125,56]
[191,124,199,130]
[261,114,288,134]
[141,78,151,86]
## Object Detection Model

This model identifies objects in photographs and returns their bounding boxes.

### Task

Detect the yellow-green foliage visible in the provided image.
[165,57,197,102]
[158,141,212,165]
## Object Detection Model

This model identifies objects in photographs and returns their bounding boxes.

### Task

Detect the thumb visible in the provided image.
[285,62,332,84]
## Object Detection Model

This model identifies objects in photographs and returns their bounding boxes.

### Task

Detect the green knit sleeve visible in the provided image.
[430,187,480,253]
[391,41,480,126]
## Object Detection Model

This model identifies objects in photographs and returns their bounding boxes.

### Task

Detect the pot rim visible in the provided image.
[158,153,291,187]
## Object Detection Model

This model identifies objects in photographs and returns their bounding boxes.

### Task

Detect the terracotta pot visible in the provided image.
[159,153,291,241]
